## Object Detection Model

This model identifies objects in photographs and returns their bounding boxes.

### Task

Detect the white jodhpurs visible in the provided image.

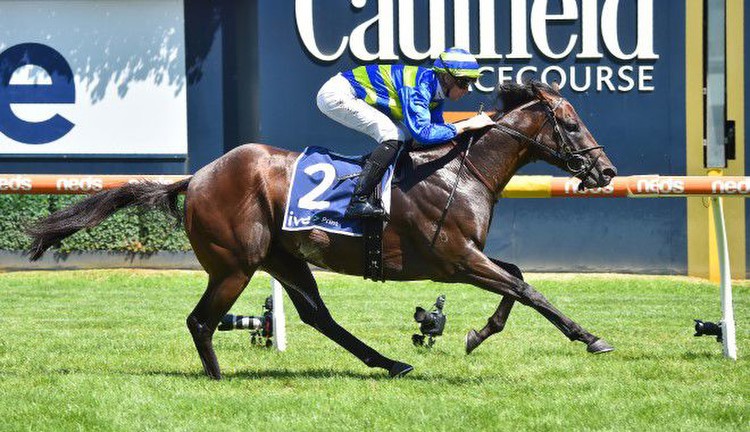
[317,74,408,144]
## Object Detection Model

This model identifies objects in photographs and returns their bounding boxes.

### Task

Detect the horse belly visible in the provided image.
[279,225,440,281]
[280,229,365,275]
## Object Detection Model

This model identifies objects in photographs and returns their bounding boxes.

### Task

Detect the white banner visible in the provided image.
[0,0,187,155]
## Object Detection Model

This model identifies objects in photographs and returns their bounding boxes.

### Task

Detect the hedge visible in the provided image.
[0,195,191,252]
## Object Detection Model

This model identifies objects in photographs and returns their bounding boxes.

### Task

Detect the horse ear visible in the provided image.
[530,81,544,99]
[551,81,560,92]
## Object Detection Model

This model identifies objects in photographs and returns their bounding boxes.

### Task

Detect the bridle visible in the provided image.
[493,97,604,180]
[432,94,603,246]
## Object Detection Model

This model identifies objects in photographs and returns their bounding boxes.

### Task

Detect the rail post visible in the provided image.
[271,278,287,352]
[711,196,737,360]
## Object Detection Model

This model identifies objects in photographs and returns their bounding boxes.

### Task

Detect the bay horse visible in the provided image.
[27,81,617,379]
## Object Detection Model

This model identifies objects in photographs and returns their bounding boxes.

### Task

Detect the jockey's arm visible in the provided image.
[452,113,495,135]
[430,100,446,124]
[399,86,458,146]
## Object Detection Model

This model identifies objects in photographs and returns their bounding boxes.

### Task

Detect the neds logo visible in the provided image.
[712,179,750,194]
[563,178,613,195]
[56,177,103,192]
[0,43,75,144]
[0,175,32,191]
[636,178,684,194]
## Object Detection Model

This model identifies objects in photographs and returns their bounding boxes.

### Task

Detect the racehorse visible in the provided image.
[27,81,617,379]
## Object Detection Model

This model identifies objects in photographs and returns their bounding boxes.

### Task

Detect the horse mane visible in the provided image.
[493,81,561,118]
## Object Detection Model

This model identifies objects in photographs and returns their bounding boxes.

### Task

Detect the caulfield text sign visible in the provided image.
[296,0,659,93]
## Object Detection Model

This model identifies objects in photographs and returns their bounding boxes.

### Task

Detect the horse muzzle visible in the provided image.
[599,166,617,186]
[578,165,617,190]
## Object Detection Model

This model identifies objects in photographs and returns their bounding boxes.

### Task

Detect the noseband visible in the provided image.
[493,98,603,180]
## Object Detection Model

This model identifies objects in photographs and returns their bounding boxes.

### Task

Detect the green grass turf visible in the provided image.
[0,270,747,431]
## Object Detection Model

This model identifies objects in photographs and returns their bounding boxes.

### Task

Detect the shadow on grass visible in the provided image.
[201,368,502,385]
[223,368,407,381]
[32,366,491,384]
[680,351,725,360]
[148,368,472,383]
[123,368,396,381]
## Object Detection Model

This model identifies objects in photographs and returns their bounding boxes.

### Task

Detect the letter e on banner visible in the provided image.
[0,43,75,144]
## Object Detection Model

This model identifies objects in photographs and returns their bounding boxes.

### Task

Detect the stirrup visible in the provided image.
[345,197,386,219]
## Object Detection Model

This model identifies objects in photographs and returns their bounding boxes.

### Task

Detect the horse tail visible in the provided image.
[26,177,192,261]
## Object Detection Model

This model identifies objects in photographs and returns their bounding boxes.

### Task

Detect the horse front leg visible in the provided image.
[466,296,515,354]
[466,258,521,354]
[457,251,614,354]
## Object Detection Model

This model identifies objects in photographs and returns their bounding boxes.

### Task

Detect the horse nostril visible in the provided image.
[597,167,617,186]
[602,167,617,179]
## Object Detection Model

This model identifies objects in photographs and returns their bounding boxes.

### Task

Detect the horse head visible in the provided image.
[495,81,617,189]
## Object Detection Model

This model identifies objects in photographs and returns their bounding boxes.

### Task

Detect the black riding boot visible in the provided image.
[346,140,402,219]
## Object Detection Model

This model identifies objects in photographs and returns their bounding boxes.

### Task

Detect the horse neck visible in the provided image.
[467,104,553,197]
[467,125,533,198]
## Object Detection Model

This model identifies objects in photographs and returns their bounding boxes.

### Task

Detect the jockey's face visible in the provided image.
[447,75,471,101]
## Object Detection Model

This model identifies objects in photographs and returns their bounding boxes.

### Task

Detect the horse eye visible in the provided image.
[563,121,580,132]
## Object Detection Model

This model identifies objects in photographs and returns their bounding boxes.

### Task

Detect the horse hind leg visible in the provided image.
[186,237,265,379]
[466,258,520,354]
[263,252,413,378]
[187,270,251,379]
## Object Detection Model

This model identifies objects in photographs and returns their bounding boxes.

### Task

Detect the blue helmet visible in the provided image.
[432,47,481,79]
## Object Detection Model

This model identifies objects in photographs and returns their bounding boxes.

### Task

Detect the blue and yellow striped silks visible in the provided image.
[341,64,457,145]
[343,65,435,120]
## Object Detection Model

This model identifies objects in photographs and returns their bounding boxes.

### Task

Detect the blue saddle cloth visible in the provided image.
[282,146,395,236]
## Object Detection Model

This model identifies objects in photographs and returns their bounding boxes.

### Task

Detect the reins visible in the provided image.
[430,126,478,247]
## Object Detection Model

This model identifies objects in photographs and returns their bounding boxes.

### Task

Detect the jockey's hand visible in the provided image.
[454,113,495,134]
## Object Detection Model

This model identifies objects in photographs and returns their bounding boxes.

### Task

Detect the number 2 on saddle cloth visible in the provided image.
[282,146,396,280]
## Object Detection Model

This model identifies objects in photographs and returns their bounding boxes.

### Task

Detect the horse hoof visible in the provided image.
[389,361,414,378]
[465,329,481,355]
[587,339,615,354]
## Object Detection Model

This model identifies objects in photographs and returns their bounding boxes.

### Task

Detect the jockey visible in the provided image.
[317,47,495,219]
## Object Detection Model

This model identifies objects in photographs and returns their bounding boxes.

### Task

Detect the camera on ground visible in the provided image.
[412,294,446,348]
[218,296,275,347]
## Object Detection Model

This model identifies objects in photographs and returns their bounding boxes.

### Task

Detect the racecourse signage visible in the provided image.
[4,174,749,198]
[296,0,658,93]
[0,0,187,155]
